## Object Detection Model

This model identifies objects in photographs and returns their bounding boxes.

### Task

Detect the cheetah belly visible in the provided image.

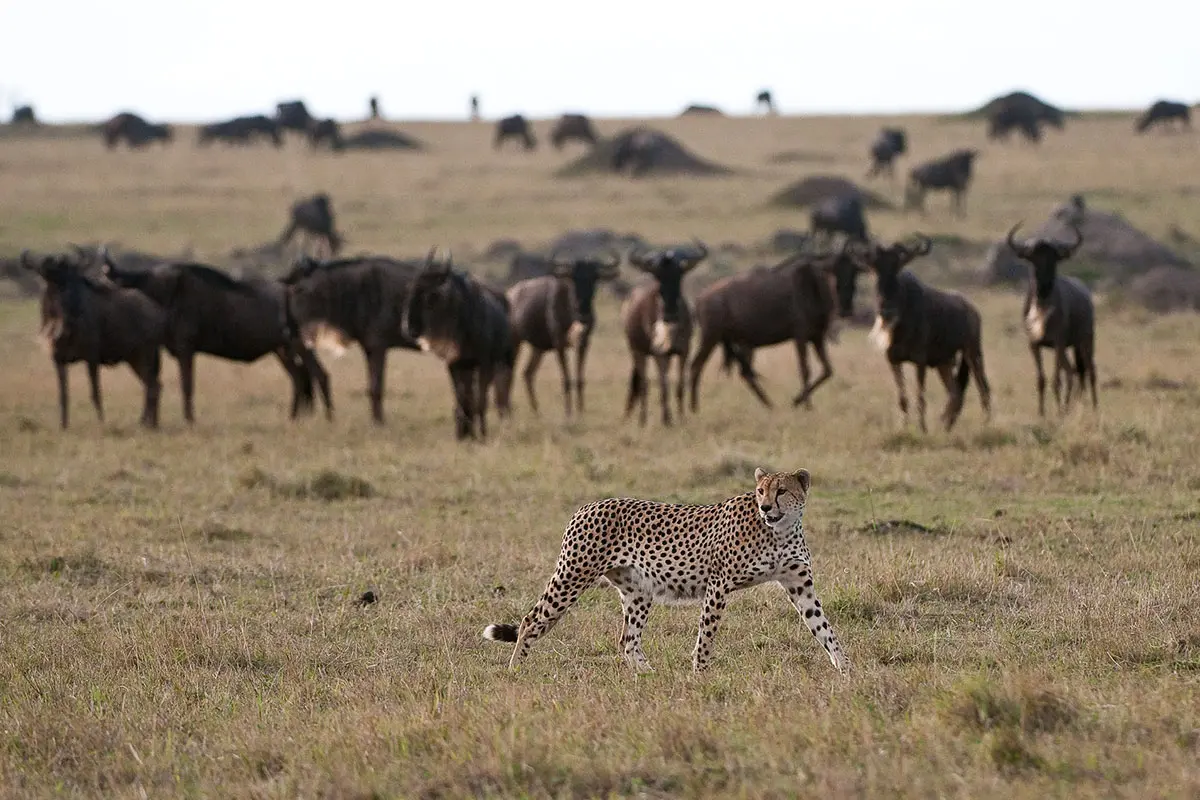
[608,564,710,606]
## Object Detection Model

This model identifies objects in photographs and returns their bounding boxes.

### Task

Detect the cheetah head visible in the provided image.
[753,467,810,530]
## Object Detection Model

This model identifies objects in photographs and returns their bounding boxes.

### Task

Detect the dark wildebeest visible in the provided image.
[402,250,516,440]
[21,250,164,429]
[905,149,978,217]
[622,240,708,426]
[756,89,776,115]
[494,115,536,151]
[308,118,343,151]
[550,114,598,149]
[1135,100,1191,134]
[369,96,380,120]
[867,127,908,178]
[197,115,283,147]
[688,244,861,412]
[1006,222,1097,416]
[505,248,621,417]
[102,112,173,150]
[276,100,314,135]
[283,255,425,424]
[278,194,344,257]
[12,105,37,124]
[101,250,330,423]
[811,195,868,243]
[853,235,992,432]
[470,95,481,121]
[985,93,1064,144]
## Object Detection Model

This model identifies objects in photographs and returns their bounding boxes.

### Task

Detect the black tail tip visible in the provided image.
[483,623,518,643]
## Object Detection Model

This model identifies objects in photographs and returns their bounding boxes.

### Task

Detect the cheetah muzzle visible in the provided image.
[482,466,848,674]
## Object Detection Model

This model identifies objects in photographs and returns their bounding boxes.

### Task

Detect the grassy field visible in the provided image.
[0,112,1198,798]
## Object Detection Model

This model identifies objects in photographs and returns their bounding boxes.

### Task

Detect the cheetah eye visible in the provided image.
[776,488,787,496]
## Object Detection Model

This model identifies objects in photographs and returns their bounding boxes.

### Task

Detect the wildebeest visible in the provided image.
[278,194,344,257]
[276,100,314,135]
[622,240,708,426]
[1135,100,1191,134]
[102,112,173,150]
[368,96,380,120]
[550,114,598,149]
[854,235,992,432]
[866,127,908,178]
[197,115,282,147]
[810,195,868,243]
[905,149,978,217]
[21,250,164,429]
[986,93,1063,144]
[308,118,343,151]
[689,244,861,412]
[12,105,37,125]
[101,250,331,423]
[283,255,424,424]
[756,89,776,115]
[1006,222,1097,416]
[494,115,536,150]
[470,95,481,121]
[505,248,620,417]
[403,250,516,440]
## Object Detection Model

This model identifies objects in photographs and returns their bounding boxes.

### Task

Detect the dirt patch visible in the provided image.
[555,127,732,178]
[339,128,424,152]
[768,175,894,210]
[859,519,945,536]
[766,149,837,166]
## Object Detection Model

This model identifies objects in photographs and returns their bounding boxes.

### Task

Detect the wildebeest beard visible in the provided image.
[408,273,469,363]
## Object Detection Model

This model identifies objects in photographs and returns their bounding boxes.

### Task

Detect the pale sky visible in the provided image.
[3,0,1195,122]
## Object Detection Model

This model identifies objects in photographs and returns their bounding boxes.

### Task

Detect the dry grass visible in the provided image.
[0,112,1198,798]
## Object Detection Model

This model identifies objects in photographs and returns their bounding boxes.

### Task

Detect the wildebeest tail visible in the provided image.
[482,623,518,643]
[956,353,970,396]
[719,341,736,374]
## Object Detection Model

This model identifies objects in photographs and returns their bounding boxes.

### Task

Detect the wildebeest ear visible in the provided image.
[754,467,767,482]
[792,469,811,493]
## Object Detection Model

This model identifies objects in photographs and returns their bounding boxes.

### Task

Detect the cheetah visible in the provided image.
[483,467,847,673]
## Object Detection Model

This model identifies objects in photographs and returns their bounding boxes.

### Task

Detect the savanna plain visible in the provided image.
[0,112,1198,798]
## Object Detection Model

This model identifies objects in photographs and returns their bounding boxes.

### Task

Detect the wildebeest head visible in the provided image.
[811,240,864,319]
[403,248,472,362]
[550,247,621,332]
[850,234,932,339]
[21,248,94,342]
[629,239,706,354]
[1007,221,1083,303]
[280,256,347,353]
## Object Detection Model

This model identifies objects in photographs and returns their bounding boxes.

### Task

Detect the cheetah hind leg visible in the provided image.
[606,568,655,672]
[483,573,607,669]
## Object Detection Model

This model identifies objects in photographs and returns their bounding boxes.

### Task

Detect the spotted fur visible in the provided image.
[483,467,847,673]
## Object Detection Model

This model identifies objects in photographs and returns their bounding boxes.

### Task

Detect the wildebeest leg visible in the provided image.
[521,347,543,415]
[915,364,929,433]
[1053,345,1070,414]
[890,362,909,428]
[87,362,104,423]
[793,339,833,408]
[135,350,162,429]
[298,347,333,420]
[574,337,589,414]
[448,362,475,440]
[476,363,492,440]
[56,362,69,429]
[674,351,688,419]
[1077,343,1098,410]
[274,348,309,420]
[654,354,672,426]
[1031,344,1047,417]
[935,363,959,428]
[967,345,992,422]
[687,336,716,413]
[365,348,387,424]
[178,351,196,424]
[553,346,573,418]
[793,341,813,409]
[624,352,648,425]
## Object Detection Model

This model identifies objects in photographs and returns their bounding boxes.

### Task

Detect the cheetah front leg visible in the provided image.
[780,570,848,673]
[692,583,729,672]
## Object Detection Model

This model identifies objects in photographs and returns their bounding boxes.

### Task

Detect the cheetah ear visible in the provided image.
[753,467,767,482]
[792,469,811,493]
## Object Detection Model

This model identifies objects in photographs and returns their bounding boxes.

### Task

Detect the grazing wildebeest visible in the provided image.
[550,114,598,149]
[283,255,425,424]
[102,112,173,149]
[505,248,621,416]
[101,250,330,423]
[756,89,776,115]
[866,127,908,178]
[905,149,978,217]
[1135,100,1191,133]
[494,115,536,150]
[688,244,861,412]
[1006,222,1097,416]
[278,194,344,257]
[21,250,164,429]
[197,115,283,147]
[12,105,37,124]
[622,240,708,426]
[984,92,1064,144]
[307,118,343,151]
[403,250,516,440]
[276,100,314,135]
[854,235,992,432]
[810,195,868,243]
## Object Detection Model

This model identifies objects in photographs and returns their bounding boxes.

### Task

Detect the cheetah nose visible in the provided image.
[760,504,773,513]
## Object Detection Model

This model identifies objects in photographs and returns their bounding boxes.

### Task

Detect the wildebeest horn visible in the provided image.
[20,249,36,270]
[1006,222,1033,260]
[908,233,932,256]
[680,237,708,272]
[1059,223,1083,259]
[628,246,658,272]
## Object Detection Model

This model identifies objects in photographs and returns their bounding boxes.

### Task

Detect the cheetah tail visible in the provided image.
[482,623,518,643]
